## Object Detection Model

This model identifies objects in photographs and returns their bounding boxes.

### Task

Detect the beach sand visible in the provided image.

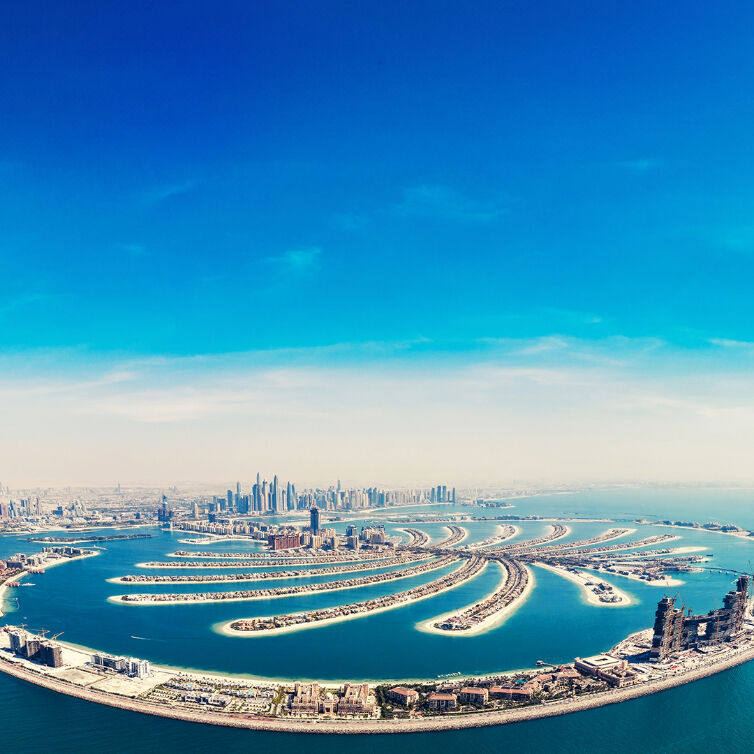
[533,562,633,607]
[417,563,535,636]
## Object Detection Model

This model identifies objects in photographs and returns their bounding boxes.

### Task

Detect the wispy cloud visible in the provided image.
[709,338,754,349]
[394,184,506,223]
[264,247,321,274]
[142,180,197,204]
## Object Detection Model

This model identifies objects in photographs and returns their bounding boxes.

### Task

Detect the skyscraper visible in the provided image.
[310,505,320,533]
[287,481,296,511]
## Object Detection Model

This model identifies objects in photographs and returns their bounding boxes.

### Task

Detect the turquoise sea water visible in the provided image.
[3,488,754,752]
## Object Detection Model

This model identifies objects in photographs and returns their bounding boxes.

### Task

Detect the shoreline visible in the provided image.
[433,526,469,547]
[630,545,707,558]
[533,562,633,607]
[0,570,28,618]
[647,522,754,540]
[0,551,100,617]
[215,560,489,638]
[589,567,684,587]
[2,634,754,734]
[417,563,536,636]
[514,524,571,551]
[555,527,635,550]
[469,525,520,549]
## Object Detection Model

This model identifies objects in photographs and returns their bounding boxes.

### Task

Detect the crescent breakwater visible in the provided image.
[109,555,457,605]
[4,623,754,734]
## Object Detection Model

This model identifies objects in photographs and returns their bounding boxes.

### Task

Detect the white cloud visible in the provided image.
[709,338,754,349]
[2,336,754,486]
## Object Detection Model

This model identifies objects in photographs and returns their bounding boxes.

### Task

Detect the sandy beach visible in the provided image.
[534,562,633,607]
[590,567,684,587]
[0,570,28,618]
[553,527,635,551]
[469,525,520,549]
[434,525,469,547]
[418,563,535,636]
[629,545,708,558]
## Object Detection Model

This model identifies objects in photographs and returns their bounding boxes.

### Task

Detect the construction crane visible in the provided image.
[51,632,64,641]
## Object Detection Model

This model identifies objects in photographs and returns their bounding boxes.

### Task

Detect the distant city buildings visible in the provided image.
[0,477,460,535]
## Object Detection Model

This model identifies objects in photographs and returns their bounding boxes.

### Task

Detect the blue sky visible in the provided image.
[2,3,754,485]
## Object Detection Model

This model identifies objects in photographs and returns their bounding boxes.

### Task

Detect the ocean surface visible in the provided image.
[3,487,754,753]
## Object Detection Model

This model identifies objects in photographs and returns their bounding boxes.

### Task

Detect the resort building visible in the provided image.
[574,655,638,687]
[427,692,458,711]
[389,686,419,706]
[337,682,375,716]
[459,687,489,705]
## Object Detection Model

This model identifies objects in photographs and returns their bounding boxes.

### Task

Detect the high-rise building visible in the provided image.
[650,575,750,661]
[310,505,320,534]
[41,642,63,668]
[9,630,26,655]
